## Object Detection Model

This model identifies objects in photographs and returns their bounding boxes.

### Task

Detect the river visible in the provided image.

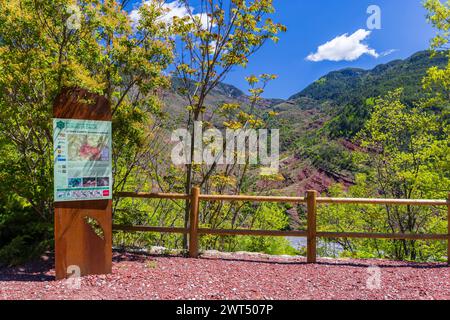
[286,236,344,257]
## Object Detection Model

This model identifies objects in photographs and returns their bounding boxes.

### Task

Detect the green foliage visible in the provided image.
[110,0,288,258]
[325,99,374,139]
[110,1,450,261]
[315,2,450,262]
[424,0,450,50]
[318,181,448,262]
[357,90,450,198]
[167,0,286,250]
[113,198,296,256]
[113,198,186,249]
[0,0,172,265]
[199,202,296,255]
[291,51,448,106]
[317,89,450,261]
[286,51,448,141]
[422,1,450,120]
[2,0,450,266]
[0,199,52,266]
[235,236,298,256]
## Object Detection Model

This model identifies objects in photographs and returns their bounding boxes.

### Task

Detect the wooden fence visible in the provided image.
[113,188,450,264]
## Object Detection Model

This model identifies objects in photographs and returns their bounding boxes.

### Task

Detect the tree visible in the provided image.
[422,0,450,116]
[0,0,173,263]
[155,0,286,249]
[318,90,450,261]
[424,0,450,51]
[316,0,450,263]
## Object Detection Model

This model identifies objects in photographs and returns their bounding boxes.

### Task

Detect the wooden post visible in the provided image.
[189,187,200,258]
[306,190,318,263]
[53,88,112,280]
[447,193,450,266]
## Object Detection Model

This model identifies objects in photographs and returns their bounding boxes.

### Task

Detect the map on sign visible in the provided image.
[53,118,112,202]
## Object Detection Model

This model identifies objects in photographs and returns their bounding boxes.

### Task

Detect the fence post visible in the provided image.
[447,193,450,266]
[189,187,200,258]
[306,190,318,263]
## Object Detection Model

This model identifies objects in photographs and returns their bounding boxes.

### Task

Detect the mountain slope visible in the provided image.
[161,78,283,127]
[159,50,447,196]
[265,50,449,195]
[288,50,447,106]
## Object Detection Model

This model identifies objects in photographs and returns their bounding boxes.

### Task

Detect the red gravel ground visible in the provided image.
[0,251,449,300]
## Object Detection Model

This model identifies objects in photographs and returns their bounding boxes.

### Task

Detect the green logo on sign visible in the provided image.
[56,121,65,129]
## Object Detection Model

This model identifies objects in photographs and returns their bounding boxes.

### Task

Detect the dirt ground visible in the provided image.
[0,251,449,300]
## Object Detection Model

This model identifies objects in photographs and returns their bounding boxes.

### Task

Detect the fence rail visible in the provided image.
[114,188,450,264]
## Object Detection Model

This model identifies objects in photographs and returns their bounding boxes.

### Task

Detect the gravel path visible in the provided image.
[0,251,449,300]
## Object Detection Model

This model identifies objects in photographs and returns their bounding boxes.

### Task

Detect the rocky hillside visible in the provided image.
[161,77,282,126]
[265,50,448,195]
[161,50,447,196]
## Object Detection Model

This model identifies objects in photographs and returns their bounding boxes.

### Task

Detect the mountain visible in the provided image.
[164,50,448,125]
[275,50,448,140]
[160,50,448,197]
[160,77,283,126]
[259,50,449,196]
[288,50,448,106]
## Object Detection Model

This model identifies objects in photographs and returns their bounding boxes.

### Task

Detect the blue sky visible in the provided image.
[129,0,437,99]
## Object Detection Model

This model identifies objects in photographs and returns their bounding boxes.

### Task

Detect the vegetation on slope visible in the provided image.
[290,51,448,105]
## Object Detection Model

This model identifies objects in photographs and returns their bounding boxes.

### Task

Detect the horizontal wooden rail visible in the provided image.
[116,192,449,206]
[114,189,450,264]
[317,197,448,206]
[199,194,306,203]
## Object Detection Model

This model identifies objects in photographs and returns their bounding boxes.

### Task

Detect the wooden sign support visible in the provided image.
[53,88,112,280]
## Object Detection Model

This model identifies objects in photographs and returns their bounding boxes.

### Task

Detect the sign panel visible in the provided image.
[53,118,112,202]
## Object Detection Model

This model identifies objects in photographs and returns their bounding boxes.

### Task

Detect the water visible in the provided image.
[286,236,344,257]
[286,236,306,249]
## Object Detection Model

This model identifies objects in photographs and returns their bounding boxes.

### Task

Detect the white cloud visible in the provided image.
[380,49,398,57]
[306,29,381,62]
[130,0,211,29]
